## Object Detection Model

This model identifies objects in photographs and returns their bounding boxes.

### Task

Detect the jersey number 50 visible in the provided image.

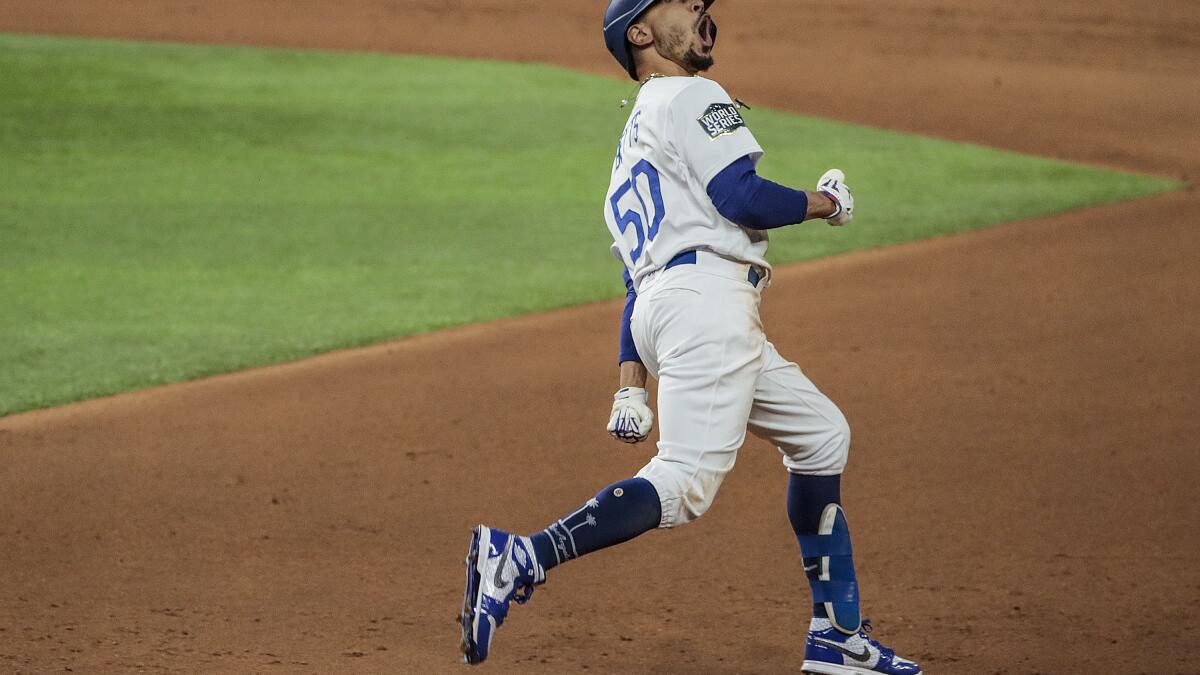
[609,159,665,264]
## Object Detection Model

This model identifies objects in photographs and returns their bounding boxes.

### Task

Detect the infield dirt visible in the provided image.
[1,2,1198,673]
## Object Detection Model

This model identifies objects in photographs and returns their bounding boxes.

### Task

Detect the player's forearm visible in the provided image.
[618,360,649,389]
[805,190,839,220]
[618,272,641,365]
[708,157,837,228]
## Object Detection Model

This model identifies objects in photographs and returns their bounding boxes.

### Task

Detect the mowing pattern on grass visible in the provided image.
[0,34,1178,415]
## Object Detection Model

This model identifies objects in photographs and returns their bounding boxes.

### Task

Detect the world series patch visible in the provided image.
[697,102,746,139]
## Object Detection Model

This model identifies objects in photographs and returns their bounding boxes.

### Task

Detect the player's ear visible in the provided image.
[627,22,653,48]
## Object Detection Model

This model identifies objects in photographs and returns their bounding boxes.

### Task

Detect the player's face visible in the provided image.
[642,0,716,74]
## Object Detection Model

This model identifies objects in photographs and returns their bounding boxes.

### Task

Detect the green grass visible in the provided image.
[0,33,1179,416]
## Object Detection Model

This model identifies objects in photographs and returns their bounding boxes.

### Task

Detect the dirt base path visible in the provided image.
[2,2,1198,673]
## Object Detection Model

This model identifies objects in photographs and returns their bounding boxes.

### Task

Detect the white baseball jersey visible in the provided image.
[603,76,768,292]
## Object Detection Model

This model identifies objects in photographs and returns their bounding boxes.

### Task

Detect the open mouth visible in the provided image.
[697,14,716,50]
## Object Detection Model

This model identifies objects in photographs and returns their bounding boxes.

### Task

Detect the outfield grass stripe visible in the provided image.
[0,33,1180,416]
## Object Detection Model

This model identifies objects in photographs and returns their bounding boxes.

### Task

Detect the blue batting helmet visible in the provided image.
[603,0,716,81]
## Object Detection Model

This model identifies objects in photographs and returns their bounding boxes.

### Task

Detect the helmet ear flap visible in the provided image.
[624,44,638,80]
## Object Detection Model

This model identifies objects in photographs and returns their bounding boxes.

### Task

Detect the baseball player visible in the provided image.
[461,2,922,673]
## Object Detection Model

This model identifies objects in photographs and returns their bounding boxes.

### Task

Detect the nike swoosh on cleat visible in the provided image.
[813,637,872,662]
[493,539,513,589]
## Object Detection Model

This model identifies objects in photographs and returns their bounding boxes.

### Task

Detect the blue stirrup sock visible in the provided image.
[529,477,661,573]
[787,472,862,634]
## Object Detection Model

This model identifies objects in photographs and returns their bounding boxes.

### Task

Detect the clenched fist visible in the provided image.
[818,169,854,226]
[607,387,654,443]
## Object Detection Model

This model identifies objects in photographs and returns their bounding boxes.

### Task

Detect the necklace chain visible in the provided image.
[620,72,681,108]
[618,73,750,110]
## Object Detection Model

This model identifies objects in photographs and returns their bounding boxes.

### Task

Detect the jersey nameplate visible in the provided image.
[697,103,746,139]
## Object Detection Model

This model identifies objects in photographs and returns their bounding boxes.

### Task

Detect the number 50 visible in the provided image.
[609,159,665,264]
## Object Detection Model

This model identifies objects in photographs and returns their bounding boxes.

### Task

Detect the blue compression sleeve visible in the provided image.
[529,477,661,571]
[707,155,810,230]
[618,269,640,364]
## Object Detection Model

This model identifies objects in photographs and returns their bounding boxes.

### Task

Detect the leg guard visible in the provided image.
[798,503,861,634]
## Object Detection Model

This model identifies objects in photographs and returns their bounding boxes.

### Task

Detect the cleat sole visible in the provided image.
[801,663,922,675]
[459,525,485,664]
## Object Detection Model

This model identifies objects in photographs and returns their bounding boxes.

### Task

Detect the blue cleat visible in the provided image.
[801,618,923,675]
[460,525,544,665]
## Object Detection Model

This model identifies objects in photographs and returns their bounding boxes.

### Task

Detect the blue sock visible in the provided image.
[787,473,861,632]
[529,477,661,572]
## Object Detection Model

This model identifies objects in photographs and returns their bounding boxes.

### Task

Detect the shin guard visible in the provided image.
[798,503,861,634]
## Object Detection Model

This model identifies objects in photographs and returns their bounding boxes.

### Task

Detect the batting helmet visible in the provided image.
[603,0,716,81]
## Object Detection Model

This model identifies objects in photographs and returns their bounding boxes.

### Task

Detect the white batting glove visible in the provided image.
[818,169,854,226]
[607,387,654,444]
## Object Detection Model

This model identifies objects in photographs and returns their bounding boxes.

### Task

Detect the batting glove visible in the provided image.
[607,387,654,444]
[818,169,854,226]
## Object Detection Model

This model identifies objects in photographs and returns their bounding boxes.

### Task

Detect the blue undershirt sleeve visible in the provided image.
[618,268,640,364]
[706,155,810,230]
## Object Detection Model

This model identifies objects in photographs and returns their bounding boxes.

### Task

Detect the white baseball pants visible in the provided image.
[631,253,851,528]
